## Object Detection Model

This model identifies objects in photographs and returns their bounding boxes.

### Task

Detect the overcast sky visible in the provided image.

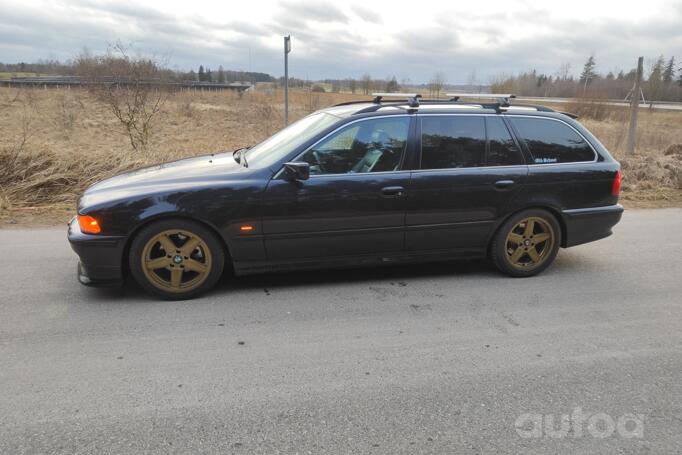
[1,0,681,83]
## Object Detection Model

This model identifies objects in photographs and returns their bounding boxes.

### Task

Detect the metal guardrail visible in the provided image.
[0,76,252,91]
[515,96,682,112]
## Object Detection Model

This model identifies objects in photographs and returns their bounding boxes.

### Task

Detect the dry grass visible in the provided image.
[1,87,681,225]
[576,106,682,206]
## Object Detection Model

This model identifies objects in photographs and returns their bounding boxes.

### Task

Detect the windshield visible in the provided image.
[244,112,339,168]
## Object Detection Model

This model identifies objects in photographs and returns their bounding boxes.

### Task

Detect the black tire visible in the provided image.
[490,209,561,277]
[129,218,225,300]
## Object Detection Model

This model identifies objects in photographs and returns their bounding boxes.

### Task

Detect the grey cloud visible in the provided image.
[0,0,681,83]
[278,1,349,24]
[350,5,381,23]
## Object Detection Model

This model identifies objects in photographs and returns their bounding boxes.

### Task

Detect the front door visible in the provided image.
[406,114,528,254]
[261,115,414,263]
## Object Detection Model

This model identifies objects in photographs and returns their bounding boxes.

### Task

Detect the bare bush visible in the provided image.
[0,147,144,208]
[53,92,83,136]
[429,72,446,98]
[76,43,173,152]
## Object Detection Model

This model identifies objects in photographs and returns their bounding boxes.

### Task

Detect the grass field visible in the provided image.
[1,87,681,225]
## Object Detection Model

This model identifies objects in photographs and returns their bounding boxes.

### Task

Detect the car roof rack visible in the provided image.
[332,92,565,116]
[447,93,516,106]
[371,92,421,107]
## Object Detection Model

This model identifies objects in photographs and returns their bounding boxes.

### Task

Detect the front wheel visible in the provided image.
[490,209,560,277]
[129,219,225,300]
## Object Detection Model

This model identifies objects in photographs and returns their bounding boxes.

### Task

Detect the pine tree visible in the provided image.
[647,56,665,105]
[217,65,226,83]
[662,56,675,83]
[579,56,597,84]
[198,65,205,82]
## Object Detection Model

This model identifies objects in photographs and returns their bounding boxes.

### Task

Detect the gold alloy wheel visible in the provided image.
[140,229,212,293]
[504,216,555,271]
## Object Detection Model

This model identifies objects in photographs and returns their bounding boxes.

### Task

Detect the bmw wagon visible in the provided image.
[68,93,623,299]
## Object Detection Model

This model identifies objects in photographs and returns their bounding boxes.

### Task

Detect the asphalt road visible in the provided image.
[1,209,681,454]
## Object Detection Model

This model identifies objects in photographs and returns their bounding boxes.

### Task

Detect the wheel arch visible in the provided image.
[121,214,233,277]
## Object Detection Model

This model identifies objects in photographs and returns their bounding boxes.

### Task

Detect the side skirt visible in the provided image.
[232,248,487,276]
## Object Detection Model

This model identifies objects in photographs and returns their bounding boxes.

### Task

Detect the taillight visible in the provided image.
[611,170,622,197]
[78,215,101,234]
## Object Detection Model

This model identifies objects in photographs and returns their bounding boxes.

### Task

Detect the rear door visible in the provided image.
[405,114,528,254]
[505,116,614,209]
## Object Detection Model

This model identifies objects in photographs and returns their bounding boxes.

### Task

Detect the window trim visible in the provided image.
[281,114,413,179]
[415,113,598,171]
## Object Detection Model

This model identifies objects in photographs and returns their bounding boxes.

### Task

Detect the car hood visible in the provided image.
[79,151,252,211]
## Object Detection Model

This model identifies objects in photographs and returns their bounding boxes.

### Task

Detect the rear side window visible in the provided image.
[510,117,595,164]
[421,116,486,169]
[486,117,524,166]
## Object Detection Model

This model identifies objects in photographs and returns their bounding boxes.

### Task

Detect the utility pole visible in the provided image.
[284,35,291,126]
[626,56,644,155]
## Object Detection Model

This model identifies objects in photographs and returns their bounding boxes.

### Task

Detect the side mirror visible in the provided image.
[283,162,310,181]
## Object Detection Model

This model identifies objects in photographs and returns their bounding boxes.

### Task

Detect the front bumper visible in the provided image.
[68,217,126,287]
[561,204,624,248]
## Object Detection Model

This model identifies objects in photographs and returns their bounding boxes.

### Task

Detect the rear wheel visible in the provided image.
[491,209,560,277]
[129,219,225,299]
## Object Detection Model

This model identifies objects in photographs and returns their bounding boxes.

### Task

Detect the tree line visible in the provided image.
[491,55,682,102]
[0,60,273,85]
[4,54,681,101]
[188,65,273,84]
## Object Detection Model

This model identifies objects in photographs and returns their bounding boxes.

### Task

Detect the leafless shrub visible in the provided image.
[428,72,446,98]
[75,43,174,152]
[0,146,146,208]
[53,92,82,136]
[0,90,36,209]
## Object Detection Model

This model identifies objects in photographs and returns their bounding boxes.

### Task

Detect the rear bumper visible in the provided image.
[561,204,624,248]
[68,217,126,287]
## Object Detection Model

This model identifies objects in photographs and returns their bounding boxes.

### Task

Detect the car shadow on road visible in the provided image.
[85,252,586,302]
[83,258,495,302]
[220,259,495,292]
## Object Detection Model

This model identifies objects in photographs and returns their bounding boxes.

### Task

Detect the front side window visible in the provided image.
[299,117,410,175]
[510,117,595,164]
[245,112,339,169]
[421,116,486,169]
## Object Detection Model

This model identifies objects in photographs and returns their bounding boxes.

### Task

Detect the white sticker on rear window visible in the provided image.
[534,157,558,164]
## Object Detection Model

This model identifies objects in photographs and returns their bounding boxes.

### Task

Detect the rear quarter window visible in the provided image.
[510,117,595,164]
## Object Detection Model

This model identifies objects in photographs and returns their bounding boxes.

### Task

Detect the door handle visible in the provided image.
[380,186,406,198]
[494,180,515,189]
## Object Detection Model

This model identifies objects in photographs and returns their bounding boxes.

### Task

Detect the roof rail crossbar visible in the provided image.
[447,93,516,107]
[372,92,421,107]
[504,103,554,112]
